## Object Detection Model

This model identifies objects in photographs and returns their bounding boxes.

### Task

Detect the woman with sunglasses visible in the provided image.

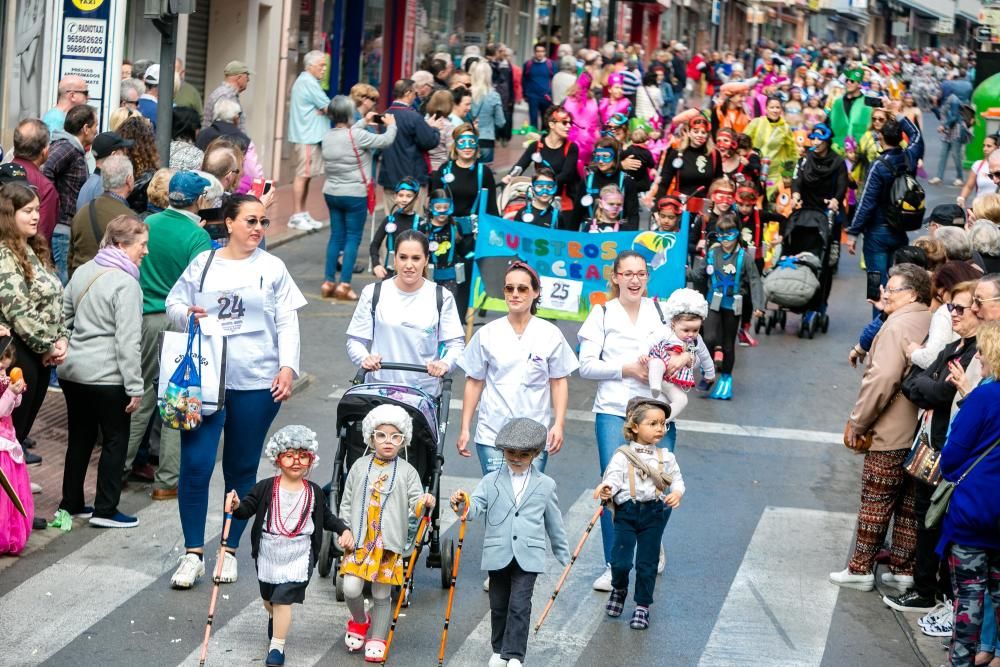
[573,137,640,231]
[457,261,579,476]
[505,105,580,214]
[654,112,723,201]
[165,194,308,590]
[512,167,561,228]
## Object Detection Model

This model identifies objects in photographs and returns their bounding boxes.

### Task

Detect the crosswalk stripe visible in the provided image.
[697,507,857,667]
[445,489,606,667]
[177,474,482,666]
[326,387,842,444]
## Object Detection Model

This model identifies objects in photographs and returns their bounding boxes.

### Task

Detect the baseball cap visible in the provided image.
[224,60,252,77]
[928,203,966,228]
[144,64,160,85]
[0,163,28,185]
[92,132,134,160]
[168,170,211,208]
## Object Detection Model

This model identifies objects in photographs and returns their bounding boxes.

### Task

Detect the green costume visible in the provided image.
[827,69,872,152]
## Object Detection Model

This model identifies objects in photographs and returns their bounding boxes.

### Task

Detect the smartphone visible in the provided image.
[250,177,266,199]
[866,270,882,302]
[372,113,385,125]
[863,95,883,108]
[262,180,273,196]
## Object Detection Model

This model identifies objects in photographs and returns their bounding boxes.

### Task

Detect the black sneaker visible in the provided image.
[22,436,35,449]
[24,451,42,465]
[882,590,938,612]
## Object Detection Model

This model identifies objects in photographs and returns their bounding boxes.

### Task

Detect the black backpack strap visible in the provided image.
[653,298,666,324]
[198,249,217,292]
[370,280,383,343]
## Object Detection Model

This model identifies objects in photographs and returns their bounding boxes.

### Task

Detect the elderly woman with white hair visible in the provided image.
[970,219,1000,274]
[935,225,973,262]
[320,95,397,301]
[196,97,264,197]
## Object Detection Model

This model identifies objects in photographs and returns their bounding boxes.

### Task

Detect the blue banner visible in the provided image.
[468,213,688,322]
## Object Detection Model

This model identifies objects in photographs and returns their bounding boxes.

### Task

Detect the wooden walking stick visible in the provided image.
[381,501,433,665]
[438,491,470,667]
[198,491,237,666]
[534,502,606,635]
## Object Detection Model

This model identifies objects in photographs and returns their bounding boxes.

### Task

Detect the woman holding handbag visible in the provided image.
[831,263,932,593]
[165,194,307,590]
[935,321,1000,667]
[321,95,398,301]
[885,281,980,615]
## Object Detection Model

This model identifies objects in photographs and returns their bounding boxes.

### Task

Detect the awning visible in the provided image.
[955,10,980,24]
[893,0,953,21]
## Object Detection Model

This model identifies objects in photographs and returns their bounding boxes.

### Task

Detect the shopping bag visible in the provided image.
[157,316,227,427]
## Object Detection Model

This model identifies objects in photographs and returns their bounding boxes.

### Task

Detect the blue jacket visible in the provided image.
[376,101,440,187]
[847,115,923,238]
[937,381,1000,556]
[522,58,556,101]
[466,466,570,573]
[470,91,506,142]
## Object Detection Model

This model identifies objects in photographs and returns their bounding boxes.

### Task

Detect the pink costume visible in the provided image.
[599,74,632,125]
[564,72,600,178]
[0,376,32,555]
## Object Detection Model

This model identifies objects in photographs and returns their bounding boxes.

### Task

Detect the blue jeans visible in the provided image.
[937,140,965,182]
[324,194,368,284]
[594,412,676,563]
[526,97,550,129]
[610,499,670,605]
[51,230,69,285]
[178,389,281,549]
[982,596,998,654]
[475,443,548,476]
[861,224,908,316]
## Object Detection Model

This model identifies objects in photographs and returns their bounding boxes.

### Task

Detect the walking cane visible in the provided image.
[534,502,606,635]
[437,491,470,667]
[381,501,433,665]
[198,491,237,666]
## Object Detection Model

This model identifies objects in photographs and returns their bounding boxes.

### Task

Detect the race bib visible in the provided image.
[195,286,266,336]
[539,276,583,313]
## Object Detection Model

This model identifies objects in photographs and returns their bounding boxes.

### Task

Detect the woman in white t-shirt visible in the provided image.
[164,194,308,590]
[958,133,999,210]
[456,261,579,475]
[345,230,465,397]
[577,250,691,590]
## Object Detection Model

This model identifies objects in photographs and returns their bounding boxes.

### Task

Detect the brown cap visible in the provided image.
[224,60,252,76]
[626,396,672,420]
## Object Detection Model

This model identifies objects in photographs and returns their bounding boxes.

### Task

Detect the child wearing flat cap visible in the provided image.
[451,417,570,667]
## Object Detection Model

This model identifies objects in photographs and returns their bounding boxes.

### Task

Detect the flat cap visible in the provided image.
[494,418,548,451]
[626,396,672,419]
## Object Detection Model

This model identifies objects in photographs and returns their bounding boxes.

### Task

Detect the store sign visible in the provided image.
[982,7,1000,26]
[56,0,125,129]
[711,0,721,25]
[933,17,954,33]
[976,26,993,41]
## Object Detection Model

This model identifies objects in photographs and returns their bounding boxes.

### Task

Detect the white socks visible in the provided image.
[269,638,285,653]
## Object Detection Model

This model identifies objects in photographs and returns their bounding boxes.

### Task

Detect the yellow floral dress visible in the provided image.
[339,459,404,585]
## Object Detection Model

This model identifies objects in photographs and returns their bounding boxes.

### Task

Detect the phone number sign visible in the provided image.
[58,0,116,127]
[63,18,107,58]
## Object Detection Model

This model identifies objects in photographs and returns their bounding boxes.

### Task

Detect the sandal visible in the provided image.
[320,281,337,298]
[334,283,359,301]
[345,614,370,652]
[364,639,386,662]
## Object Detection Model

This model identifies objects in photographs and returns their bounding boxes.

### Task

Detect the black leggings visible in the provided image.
[704,308,739,374]
[11,335,51,442]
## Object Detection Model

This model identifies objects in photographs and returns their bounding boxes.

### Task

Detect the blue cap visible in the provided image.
[168,171,211,207]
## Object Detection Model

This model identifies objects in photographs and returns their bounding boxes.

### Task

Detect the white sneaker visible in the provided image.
[507,660,523,667]
[928,177,942,185]
[919,599,951,629]
[879,572,914,591]
[287,213,314,231]
[216,551,238,583]
[921,606,953,638]
[953,179,965,187]
[592,564,613,592]
[170,553,205,589]
[305,214,325,230]
[483,576,490,592]
[658,545,666,574]
[829,567,874,591]
[488,654,508,667]
[31,482,42,494]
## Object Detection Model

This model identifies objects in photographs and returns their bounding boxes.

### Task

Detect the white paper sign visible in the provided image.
[195,287,266,336]
[539,276,583,313]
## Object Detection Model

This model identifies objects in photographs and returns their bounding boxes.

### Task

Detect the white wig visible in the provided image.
[265,425,320,467]
[362,404,413,449]
[662,288,709,321]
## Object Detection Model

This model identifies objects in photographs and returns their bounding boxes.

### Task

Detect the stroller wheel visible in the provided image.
[779,310,787,329]
[821,314,830,333]
[318,531,334,578]
[439,538,455,589]
[806,315,817,339]
[755,316,763,334]
[335,568,346,601]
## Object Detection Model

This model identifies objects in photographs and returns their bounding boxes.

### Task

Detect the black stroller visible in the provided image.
[317,363,455,601]
[758,207,836,339]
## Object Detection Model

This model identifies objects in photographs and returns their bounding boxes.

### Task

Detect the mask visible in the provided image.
[593,150,615,165]
[718,230,739,243]
[456,135,478,151]
[430,198,454,216]
[532,182,558,197]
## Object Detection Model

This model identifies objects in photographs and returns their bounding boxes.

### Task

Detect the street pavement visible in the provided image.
[0,110,968,666]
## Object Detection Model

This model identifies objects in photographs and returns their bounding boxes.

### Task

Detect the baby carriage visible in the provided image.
[317,362,455,602]
[498,176,533,219]
[758,207,835,339]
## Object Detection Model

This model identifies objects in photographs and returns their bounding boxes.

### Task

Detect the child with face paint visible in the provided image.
[415,189,466,301]
[513,167,561,228]
[693,214,766,400]
[733,184,786,346]
[574,137,640,230]
[587,184,627,233]
[370,178,421,280]
[695,177,737,254]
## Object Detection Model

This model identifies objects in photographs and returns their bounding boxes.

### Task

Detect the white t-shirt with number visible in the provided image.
[166,249,307,390]
[458,316,580,447]
[345,279,465,396]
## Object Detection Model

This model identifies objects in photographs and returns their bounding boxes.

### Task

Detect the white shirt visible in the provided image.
[603,441,685,505]
[910,305,958,370]
[577,298,667,417]
[459,316,580,447]
[509,467,531,506]
[166,249,307,390]
[346,279,465,396]
[971,160,998,200]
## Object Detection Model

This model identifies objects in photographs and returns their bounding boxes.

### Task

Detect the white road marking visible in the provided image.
[698,506,857,667]
[327,388,842,444]
[446,489,606,666]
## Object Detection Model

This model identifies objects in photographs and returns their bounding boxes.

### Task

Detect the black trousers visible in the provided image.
[741,258,766,327]
[704,308,739,374]
[912,477,950,600]
[59,379,131,518]
[10,335,51,442]
[489,558,538,661]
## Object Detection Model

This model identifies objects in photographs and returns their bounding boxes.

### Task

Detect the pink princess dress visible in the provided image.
[564,72,601,177]
[0,376,32,555]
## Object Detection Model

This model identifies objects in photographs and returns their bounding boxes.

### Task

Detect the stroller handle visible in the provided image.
[353,362,451,385]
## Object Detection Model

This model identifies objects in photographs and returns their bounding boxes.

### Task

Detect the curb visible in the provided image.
[267,226,314,250]
[291,372,314,396]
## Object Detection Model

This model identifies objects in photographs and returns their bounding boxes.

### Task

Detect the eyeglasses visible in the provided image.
[947,302,970,316]
[372,430,405,446]
[616,271,648,280]
[884,286,913,295]
[279,450,315,463]
[242,217,271,228]
[974,294,1000,307]
[503,284,532,294]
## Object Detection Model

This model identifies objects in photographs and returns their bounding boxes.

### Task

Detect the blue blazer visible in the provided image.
[467,466,570,574]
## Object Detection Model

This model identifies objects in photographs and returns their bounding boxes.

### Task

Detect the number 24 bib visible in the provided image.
[196,286,266,336]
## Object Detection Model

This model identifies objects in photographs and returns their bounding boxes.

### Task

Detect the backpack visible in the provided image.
[878,153,925,232]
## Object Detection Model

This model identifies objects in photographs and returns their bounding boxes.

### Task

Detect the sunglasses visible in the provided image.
[989,171,1000,182]
[592,152,615,164]
[279,450,315,463]
[243,217,270,228]
[373,430,405,445]
[532,183,558,196]
[503,284,532,294]
[947,302,969,316]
